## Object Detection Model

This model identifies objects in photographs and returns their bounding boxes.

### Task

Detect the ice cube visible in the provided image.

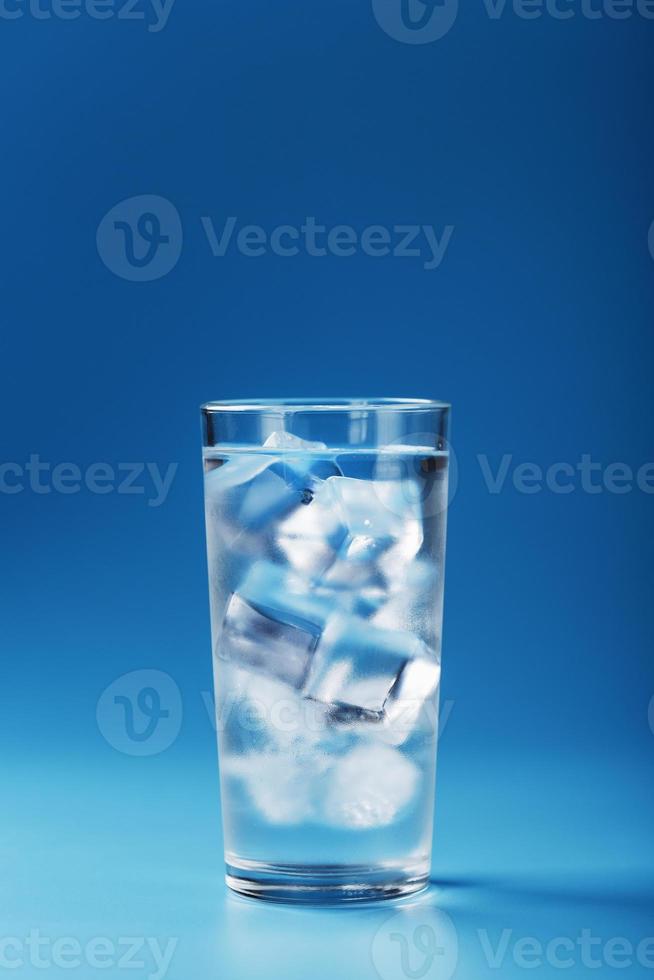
[218,667,333,758]
[322,534,390,590]
[329,449,436,525]
[212,665,280,756]
[328,477,405,538]
[376,521,423,576]
[326,476,424,561]
[264,430,342,485]
[263,431,327,452]
[219,669,337,826]
[237,560,334,632]
[323,657,440,747]
[205,454,298,536]
[219,593,317,689]
[217,561,341,689]
[227,750,318,825]
[322,744,419,829]
[245,671,335,751]
[380,656,441,746]
[313,583,387,620]
[316,475,423,600]
[304,613,432,719]
[205,435,341,544]
[275,479,348,577]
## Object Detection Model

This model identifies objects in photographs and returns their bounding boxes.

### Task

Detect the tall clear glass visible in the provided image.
[201,398,451,903]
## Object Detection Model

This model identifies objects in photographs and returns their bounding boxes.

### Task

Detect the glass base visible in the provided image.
[225,858,429,905]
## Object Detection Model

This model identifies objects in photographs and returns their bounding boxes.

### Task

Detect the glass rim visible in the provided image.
[201,397,450,414]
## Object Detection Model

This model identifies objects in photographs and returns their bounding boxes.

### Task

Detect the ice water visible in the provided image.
[203,432,448,900]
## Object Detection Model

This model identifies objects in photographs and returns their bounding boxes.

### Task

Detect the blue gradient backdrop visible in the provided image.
[1,1,653,978]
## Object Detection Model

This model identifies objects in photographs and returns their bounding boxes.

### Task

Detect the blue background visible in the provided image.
[2,1,653,977]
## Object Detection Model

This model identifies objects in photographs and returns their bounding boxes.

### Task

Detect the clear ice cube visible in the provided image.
[219,666,336,827]
[324,476,424,589]
[322,744,419,829]
[263,431,328,452]
[205,433,341,545]
[236,560,334,632]
[304,613,434,719]
[219,593,317,689]
[328,476,422,536]
[322,534,390,590]
[264,430,342,487]
[205,454,295,533]
[380,656,441,746]
[217,561,342,690]
[376,520,424,576]
[307,474,424,622]
[219,666,334,759]
[275,479,348,577]
[225,750,318,826]
[312,582,387,620]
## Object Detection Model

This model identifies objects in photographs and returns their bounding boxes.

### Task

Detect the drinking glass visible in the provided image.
[201,398,450,903]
